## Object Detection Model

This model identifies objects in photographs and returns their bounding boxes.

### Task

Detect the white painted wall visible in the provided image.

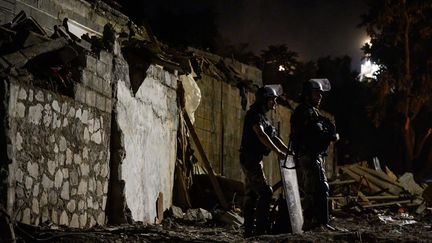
[115,65,178,224]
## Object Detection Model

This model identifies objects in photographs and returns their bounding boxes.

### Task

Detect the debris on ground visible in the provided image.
[3,207,431,242]
[331,163,428,214]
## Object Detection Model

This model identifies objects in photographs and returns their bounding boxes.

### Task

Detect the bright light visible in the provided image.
[362,35,371,46]
[278,65,286,71]
[360,59,380,81]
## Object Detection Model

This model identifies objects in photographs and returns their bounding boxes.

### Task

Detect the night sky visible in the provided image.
[216,0,368,70]
[128,0,368,70]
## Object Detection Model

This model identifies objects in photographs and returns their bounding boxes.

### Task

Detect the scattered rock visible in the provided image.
[184,208,212,222]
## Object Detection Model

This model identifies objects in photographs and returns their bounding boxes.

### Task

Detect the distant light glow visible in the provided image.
[278,65,286,71]
[362,35,371,46]
[360,59,380,81]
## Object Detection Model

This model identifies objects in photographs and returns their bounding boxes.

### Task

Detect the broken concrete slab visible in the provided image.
[2,37,68,68]
[19,31,51,48]
[398,173,424,196]
[20,37,68,62]
[184,208,212,222]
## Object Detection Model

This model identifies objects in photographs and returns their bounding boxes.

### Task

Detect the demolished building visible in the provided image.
[0,0,336,231]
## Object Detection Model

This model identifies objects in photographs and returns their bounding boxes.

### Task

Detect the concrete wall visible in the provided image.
[0,0,15,25]
[194,74,293,185]
[6,80,110,228]
[115,64,178,224]
[1,0,132,36]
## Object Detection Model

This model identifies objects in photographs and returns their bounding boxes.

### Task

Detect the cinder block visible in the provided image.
[101,80,112,97]
[74,83,86,104]
[83,54,97,72]
[85,89,96,108]
[95,93,105,111]
[93,76,105,94]
[105,98,112,113]
[96,61,112,82]
[96,61,106,77]
[80,69,94,87]
[99,51,112,65]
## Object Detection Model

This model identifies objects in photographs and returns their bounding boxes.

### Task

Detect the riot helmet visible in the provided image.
[302,78,331,95]
[255,86,278,104]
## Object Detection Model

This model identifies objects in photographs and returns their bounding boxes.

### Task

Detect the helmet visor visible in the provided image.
[264,84,283,96]
[309,78,331,92]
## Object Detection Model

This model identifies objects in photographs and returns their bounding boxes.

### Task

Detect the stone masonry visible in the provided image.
[6,79,111,228]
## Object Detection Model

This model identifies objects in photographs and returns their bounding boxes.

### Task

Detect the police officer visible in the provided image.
[290,79,339,231]
[240,86,288,237]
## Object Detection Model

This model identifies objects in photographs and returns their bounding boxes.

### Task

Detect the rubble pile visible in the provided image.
[329,162,431,230]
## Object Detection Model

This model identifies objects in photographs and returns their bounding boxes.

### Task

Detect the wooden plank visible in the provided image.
[350,165,403,195]
[156,192,164,224]
[174,163,192,208]
[355,165,403,188]
[362,200,412,208]
[329,195,401,200]
[357,191,369,202]
[366,195,401,200]
[328,179,356,185]
[183,110,229,209]
[340,167,392,196]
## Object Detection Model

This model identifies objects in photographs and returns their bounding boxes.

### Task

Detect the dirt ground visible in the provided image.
[9,207,432,243]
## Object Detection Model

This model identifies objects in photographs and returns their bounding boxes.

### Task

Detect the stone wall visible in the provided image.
[6,80,110,228]
[1,0,180,229]
[115,64,178,224]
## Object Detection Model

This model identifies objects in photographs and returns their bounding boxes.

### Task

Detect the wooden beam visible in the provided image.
[183,110,229,209]
[329,195,401,200]
[362,200,412,208]
[355,165,403,188]
[340,167,392,196]
[349,165,403,195]
[328,179,356,185]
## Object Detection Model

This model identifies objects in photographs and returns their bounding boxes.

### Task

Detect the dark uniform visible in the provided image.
[240,103,276,236]
[290,102,337,230]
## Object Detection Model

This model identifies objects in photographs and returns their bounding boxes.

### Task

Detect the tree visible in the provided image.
[361,0,432,176]
[260,44,299,72]
[216,42,260,66]
[260,44,302,99]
